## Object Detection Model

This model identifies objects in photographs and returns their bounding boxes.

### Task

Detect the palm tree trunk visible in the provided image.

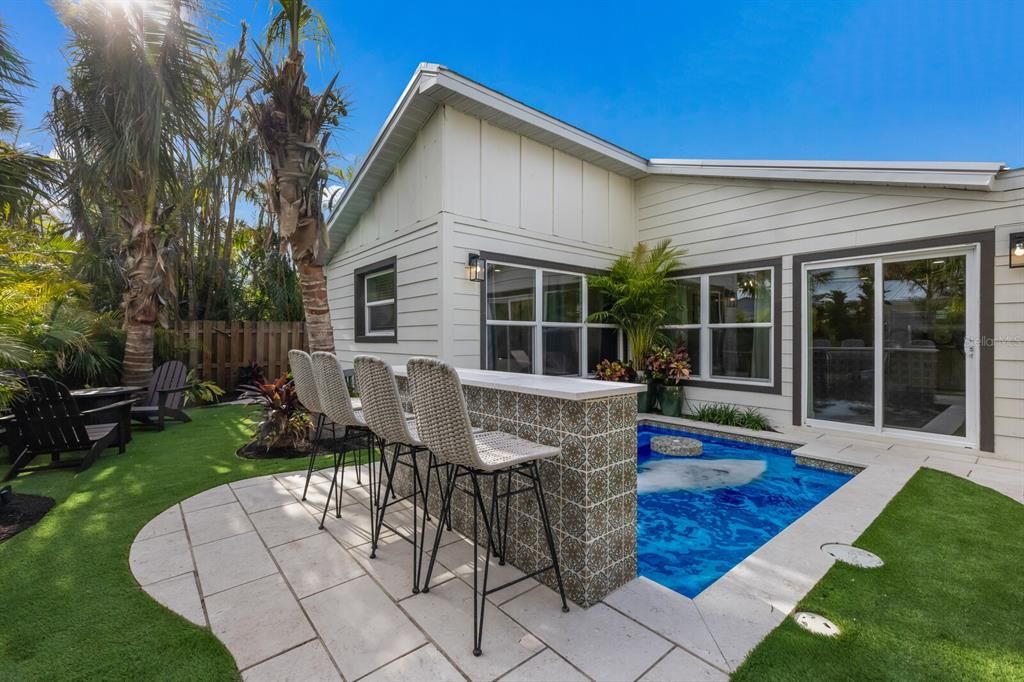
[297,259,334,352]
[122,223,160,384]
[123,318,155,385]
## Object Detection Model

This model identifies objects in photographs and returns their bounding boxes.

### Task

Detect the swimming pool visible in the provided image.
[637,424,853,598]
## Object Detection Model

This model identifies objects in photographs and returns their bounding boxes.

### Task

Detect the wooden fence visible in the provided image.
[173,320,306,390]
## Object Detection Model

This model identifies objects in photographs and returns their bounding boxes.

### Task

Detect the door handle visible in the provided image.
[964,337,976,359]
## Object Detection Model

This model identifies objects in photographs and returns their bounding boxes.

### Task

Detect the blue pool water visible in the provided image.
[637,425,853,598]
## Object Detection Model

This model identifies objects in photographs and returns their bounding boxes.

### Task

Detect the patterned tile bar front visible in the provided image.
[392,378,639,607]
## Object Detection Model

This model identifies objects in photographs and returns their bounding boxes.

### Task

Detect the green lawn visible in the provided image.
[733,468,1024,682]
[0,405,332,681]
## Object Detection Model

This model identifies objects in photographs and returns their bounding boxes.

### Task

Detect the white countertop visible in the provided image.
[391,366,645,401]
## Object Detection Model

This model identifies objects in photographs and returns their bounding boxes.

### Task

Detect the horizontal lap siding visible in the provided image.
[994,222,1024,456]
[325,109,445,368]
[637,174,1024,457]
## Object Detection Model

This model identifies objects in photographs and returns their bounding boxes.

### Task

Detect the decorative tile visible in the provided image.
[582,400,609,438]
[560,435,587,471]
[537,397,561,430]
[560,401,585,435]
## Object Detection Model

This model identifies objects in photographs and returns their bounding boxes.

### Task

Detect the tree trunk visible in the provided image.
[123,318,155,386]
[298,259,334,352]
[121,222,161,385]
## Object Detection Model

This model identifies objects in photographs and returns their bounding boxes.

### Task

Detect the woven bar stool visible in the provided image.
[354,355,451,593]
[310,352,375,529]
[409,358,569,657]
[288,350,341,502]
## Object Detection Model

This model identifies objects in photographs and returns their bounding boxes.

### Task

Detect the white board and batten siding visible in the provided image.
[439,105,635,368]
[636,172,1024,457]
[325,109,444,367]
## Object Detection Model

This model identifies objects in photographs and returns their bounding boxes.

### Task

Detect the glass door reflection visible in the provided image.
[807,264,876,426]
[882,255,967,436]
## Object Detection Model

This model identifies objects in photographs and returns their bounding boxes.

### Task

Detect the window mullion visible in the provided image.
[700,274,710,380]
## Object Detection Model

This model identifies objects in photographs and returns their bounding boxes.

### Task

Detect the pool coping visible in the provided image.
[633,415,1022,672]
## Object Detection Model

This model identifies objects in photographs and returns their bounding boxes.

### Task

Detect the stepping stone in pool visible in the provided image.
[650,436,703,457]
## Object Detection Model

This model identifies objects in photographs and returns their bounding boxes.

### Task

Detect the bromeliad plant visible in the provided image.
[239,374,309,451]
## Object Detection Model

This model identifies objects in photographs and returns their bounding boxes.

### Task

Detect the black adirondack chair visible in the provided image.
[4,376,133,481]
[131,361,191,431]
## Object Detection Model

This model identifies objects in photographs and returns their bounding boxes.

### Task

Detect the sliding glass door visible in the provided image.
[804,247,977,446]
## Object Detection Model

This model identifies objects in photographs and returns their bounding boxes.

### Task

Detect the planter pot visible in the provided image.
[659,385,684,417]
[637,389,651,414]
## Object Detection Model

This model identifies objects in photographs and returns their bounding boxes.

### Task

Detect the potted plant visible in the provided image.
[238,374,310,456]
[587,239,683,411]
[643,346,671,412]
[594,359,650,410]
[657,346,691,417]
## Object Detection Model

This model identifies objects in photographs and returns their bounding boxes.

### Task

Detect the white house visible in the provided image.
[324,63,1024,459]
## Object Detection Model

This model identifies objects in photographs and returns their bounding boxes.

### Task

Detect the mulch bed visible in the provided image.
[0,492,56,543]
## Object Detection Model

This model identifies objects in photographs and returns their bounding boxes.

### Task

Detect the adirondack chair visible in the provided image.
[131,361,191,431]
[4,376,133,481]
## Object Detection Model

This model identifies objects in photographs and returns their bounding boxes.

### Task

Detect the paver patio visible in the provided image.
[129,434,1023,681]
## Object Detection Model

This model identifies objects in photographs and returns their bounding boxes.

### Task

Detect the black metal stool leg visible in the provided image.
[532,461,570,613]
[422,464,456,593]
[470,471,495,657]
[302,413,325,501]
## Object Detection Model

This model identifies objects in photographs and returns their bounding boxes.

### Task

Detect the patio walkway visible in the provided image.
[129,435,1022,681]
[130,465,729,681]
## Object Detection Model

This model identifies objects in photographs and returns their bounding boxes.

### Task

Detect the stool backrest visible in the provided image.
[311,352,361,428]
[406,358,479,469]
[288,350,322,414]
[354,356,414,445]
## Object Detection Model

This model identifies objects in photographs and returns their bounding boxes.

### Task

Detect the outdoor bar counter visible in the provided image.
[391,366,644,606]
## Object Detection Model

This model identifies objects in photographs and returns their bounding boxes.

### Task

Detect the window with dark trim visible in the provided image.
[354,257,397,343]
[665,259,783,394]
[478,253,620,376]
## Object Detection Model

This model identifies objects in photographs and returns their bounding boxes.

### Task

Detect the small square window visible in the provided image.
[355,258,397,343]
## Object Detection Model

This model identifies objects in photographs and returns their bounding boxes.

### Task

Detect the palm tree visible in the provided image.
[248,0,348,352]
[587,239,683,369]
[0,19,56,220]
[50,0,208,384]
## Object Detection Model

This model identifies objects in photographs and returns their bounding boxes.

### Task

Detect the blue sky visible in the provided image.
[5,0,1024,168]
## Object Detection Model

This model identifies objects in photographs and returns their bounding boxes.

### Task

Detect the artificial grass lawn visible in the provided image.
[733,468,1024,682]
[0,405,349,681]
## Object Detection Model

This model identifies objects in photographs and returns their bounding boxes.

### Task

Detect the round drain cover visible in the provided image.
[793,611,840,637]
[821,543,884,568]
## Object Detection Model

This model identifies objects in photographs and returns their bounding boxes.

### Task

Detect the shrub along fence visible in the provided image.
[173,320,306,391]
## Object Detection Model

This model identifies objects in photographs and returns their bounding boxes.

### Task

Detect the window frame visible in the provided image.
[354,256,398,343]
[479,253,621,377]
[665,259,783,394]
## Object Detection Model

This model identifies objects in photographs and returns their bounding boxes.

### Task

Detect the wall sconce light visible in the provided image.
[1011,232,1024,269]
[466,253,486,282]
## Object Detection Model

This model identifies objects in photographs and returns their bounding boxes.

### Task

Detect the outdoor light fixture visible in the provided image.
[1011,232,1024,269]
[466,253,486,282]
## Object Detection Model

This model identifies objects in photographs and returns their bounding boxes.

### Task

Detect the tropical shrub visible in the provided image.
[645,345,691,386]
[239,374,308,451]
[594,359,637,382]
[586,240,683,369]
[691,402,773,431]
[183,370,225,406]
